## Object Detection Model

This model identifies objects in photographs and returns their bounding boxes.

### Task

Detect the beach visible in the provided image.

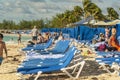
[2,33,31,44]
[0,43,119,80]
[0,0,120,79]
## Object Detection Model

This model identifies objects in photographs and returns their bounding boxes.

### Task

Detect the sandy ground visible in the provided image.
[0,43,120,80]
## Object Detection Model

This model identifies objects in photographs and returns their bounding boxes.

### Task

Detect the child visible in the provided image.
[0,33,7,65]
[17,32,21,45]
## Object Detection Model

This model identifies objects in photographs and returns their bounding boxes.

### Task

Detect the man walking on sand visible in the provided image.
[0,33,7,65]
[31,26,39,44]
[17,32,21,45]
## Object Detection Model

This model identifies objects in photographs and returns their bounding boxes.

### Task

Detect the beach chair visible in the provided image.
[94,49,120,76]
[17,46,85,80]
[95,56,120,75]
[41,40,71,54]
[25,40,71,60]
[96,52,120,60]
[75,39,92,48]
[96,51,120,56]
[22,38,53,51]
[18,46,77,71]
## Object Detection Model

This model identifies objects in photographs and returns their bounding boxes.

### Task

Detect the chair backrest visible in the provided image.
[59,46,76,62]
[59,46,76,68]
[52,40,70,53]
[44,46,76,70]
[58,40,70,53]
[34,38,53,48]
[52,40,63,50]
[44,38,53,48]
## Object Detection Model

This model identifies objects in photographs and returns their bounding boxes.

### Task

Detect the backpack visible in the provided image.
[98,44,106,51]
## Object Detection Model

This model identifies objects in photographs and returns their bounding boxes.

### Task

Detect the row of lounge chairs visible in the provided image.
[68,38,120,77]
[76,39,120,76]
[17,38,85,80]
[95,51,120,75]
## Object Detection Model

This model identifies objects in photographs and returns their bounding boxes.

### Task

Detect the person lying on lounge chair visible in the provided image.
[37,33,44,44]
[98,33,105,42]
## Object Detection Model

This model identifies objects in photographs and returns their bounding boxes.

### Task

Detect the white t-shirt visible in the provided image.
[31,28,38,36]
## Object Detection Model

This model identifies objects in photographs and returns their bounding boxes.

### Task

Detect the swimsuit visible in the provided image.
[0,57,3,64]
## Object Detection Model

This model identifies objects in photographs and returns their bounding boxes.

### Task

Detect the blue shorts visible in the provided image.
[0,57,3,64]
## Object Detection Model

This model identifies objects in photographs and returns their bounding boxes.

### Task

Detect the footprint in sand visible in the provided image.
[91,77,98,80]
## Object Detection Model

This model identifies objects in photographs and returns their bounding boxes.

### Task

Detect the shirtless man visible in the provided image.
[0,33,7,65]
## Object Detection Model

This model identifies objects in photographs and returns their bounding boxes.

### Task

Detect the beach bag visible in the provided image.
[98,44,106,51]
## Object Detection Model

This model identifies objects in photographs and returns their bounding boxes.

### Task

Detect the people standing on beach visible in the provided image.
[31,26,39,44]
[108,27,120,51]
[17,32,21,45]
[105,28,110,42]
[0,33,7,65]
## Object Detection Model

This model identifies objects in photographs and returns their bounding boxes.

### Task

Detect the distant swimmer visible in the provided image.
[17,32,21,45]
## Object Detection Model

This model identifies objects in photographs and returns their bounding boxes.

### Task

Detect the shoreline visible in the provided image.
[3,33,31,37]
[3,33,31,44]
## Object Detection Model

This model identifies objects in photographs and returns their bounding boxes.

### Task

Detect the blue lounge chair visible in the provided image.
[25,40,71,59]
[22,38,53,51]
[95,56,120,75]
[18,47,76,71]
[40,40,70,54]
[96,51,120,56]
[96,57,120,61]
[17,46,85,80]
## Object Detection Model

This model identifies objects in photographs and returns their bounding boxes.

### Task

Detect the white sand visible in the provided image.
[0,43,120,80]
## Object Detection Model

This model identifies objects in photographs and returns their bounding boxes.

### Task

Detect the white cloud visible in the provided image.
[29,0,46,2]
[0,0,119,23]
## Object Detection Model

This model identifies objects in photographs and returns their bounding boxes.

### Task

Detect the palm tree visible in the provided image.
[73,6,84,21]
[107,7,119,20]
[83,0,107,21]
[53,13,65,28]
[83,0,91,18]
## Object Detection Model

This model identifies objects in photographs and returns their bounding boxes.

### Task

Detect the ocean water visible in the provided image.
[3,35,31,43]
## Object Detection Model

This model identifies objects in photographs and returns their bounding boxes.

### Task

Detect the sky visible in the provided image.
[0,0,120,23]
